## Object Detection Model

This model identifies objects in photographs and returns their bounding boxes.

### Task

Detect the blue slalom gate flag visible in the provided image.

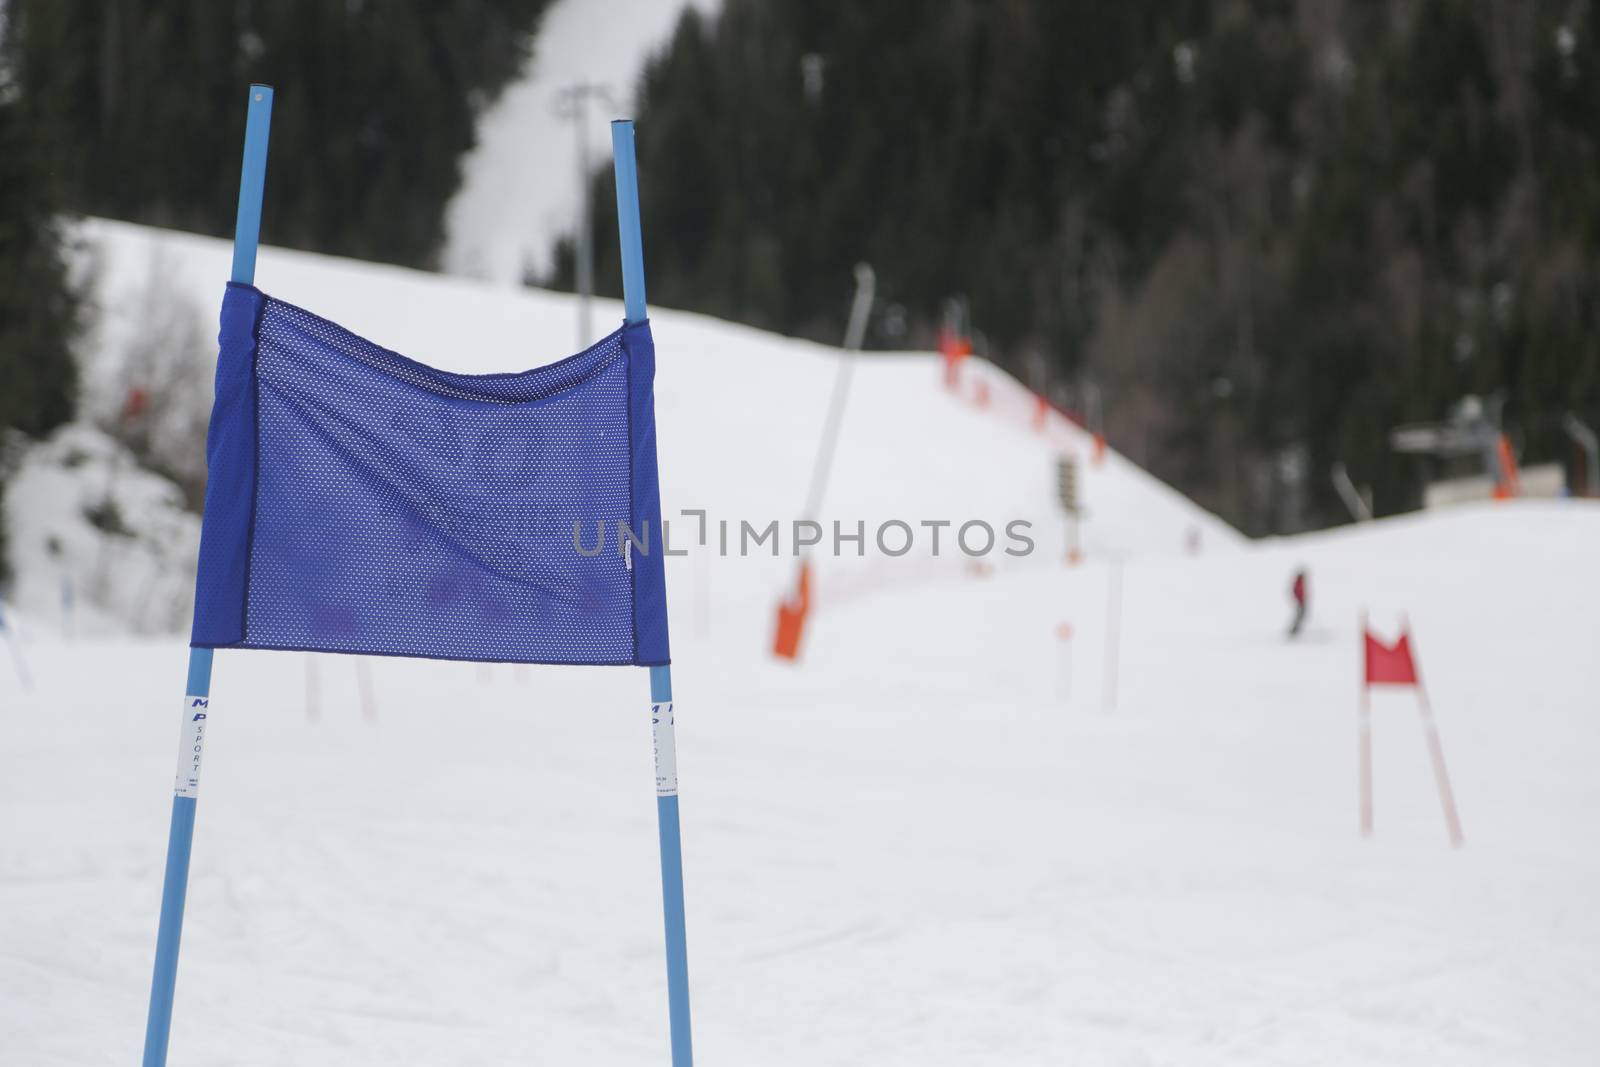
[189,283,670,666]
[145,91,691,1067]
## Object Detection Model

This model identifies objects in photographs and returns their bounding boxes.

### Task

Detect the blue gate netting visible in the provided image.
[190,283,670,666]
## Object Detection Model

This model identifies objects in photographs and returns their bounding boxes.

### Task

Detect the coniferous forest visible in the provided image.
[0,0,550,579]
[4,1,1600,535]
[561,0,1600,532]
[3,0,551,267]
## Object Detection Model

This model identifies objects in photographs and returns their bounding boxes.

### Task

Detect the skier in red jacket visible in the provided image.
[1288,567,1308,638]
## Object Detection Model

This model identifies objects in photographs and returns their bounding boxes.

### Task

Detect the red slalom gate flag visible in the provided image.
[1358,614,1463,846]
[1364,629,1418,686]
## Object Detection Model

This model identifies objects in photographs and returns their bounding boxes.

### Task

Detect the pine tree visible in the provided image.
[0,86,82,584]
[3,0,553,269]
[557,0,1600,532]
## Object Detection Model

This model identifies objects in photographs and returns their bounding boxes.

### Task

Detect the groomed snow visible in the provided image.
[3,220,1597,1065]
[442,0,703,285]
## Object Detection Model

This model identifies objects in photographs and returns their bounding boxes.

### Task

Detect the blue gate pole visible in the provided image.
[141,84,273,1067]
[612,118,694,1067]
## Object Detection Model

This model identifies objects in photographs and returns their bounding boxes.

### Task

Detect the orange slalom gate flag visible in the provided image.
[1364,629,1418,686]
[939,328,972,388]
[773,561,812,661]
[1492,433,1521,500]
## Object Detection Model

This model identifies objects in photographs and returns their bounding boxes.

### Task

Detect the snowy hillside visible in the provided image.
[3,219,1598,1065]
[443,0,702,284]
[8,216,1232,638]
[4,424,199,638]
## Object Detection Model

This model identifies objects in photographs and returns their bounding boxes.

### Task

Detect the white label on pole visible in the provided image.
[651,702,678,797]
[174,695,210,798]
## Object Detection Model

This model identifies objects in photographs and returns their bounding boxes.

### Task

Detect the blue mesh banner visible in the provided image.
[191,283,670,666]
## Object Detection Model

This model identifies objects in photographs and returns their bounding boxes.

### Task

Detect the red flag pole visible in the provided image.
[1055,623,1074,701]
[1359,612,1373,837]
[1406,617,1464,848]
[1103,559,1122,712]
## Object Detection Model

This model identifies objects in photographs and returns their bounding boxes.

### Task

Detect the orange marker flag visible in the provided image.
[773,561,812,661]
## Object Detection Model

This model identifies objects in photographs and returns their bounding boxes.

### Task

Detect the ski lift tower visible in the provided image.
[554,82,615,348]
[1390,394,1521,501]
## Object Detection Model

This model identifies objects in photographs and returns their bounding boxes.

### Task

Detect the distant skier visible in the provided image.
[1288,567,1309,638]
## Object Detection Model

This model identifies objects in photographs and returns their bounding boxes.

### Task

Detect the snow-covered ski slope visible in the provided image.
[444,0,701,283]
[3,219,1599,1065]
[53,217,1236,628]
[4,424,200,638]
